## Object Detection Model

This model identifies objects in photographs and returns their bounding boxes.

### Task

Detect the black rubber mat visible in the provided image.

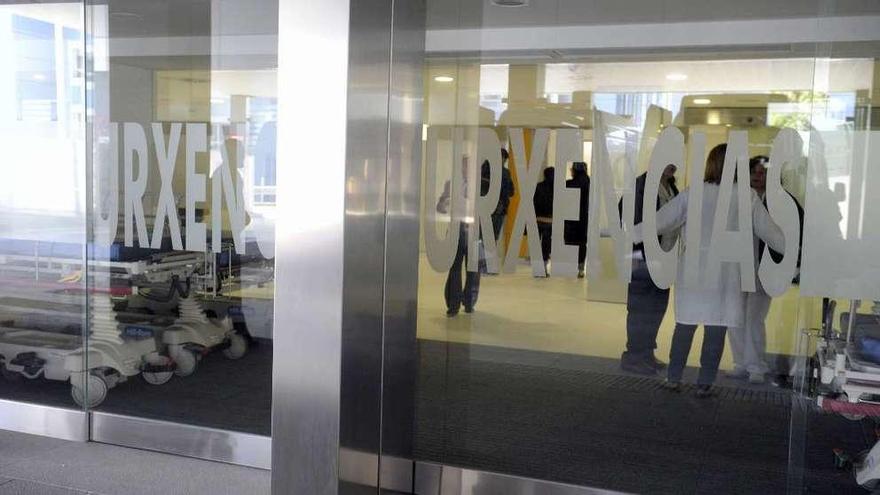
[0,335,874,494]
[0,339,272,436]
[413,339,873,494]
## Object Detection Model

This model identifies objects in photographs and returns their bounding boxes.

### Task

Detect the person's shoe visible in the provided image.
[620,358,656,376]
[723,368,749,380]
[577,268,585,279]
[748,373,766,385]
[771,374,791,389]
[661,380,682,392]
[446,308,459,317]
[648,355,667,371]
[463,305,474,314]
[695,385,713,398]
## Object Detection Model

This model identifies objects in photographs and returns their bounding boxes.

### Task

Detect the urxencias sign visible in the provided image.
[422,114,880,301]
[92,122,248,254]
[91,116,879,300]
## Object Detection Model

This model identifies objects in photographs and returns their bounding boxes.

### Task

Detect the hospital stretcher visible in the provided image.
[811,299,880,489]
[0,238,255,408]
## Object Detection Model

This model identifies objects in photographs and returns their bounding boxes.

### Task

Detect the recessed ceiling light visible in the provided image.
[666,73,688,81]
[32,73,46,81]
[109,11,143,21]
[693,98,711,105]
[433,75,454,83]
[491,0,529,6]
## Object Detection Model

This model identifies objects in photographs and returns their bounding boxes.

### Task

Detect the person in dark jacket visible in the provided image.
[563,162,590,278]
[437,160,479,317]
[533,167,555,275]
[480,149,514,275]
[481,148,515,241]
[621,164,679,375]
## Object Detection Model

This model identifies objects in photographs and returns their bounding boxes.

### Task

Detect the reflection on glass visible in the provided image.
[0,0,277,437]
[414,2,880,493]
[0,3,86,410]
[80,0,277,434]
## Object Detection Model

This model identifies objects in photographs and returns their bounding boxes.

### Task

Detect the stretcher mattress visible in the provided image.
[0,238,266,264]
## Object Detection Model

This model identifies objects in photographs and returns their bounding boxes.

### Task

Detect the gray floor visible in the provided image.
[0,430,269,495]
[414,340,870,494]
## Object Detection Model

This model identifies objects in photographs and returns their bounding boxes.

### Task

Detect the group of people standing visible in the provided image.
[533,162,592,278]
[628,144,802,397]
[439,149,591,315]
[438,142,801,398]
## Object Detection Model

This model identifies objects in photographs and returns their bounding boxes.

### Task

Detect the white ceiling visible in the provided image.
[426,0,880,62]
[5,1,879,71]
[427,0,880,29]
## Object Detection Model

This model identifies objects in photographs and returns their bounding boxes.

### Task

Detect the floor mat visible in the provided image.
[0,339,272,436]
[413,339,872,494]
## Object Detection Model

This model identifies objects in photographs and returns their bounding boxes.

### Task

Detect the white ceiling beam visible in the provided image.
[107,34,277,57]
[426,15,880,53]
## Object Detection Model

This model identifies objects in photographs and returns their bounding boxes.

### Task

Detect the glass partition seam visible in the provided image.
[377,0,396,486]
[786,12,825,493]
[82,0,92,423]
[379,0,425,491]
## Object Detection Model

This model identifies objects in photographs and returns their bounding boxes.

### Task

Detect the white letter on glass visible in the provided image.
[468,128,502,274]
[211,125,247,254]
[151,123,183,250]
[705,131,756,291]
[423,126,460,272]
[759,128,802,296]
[642,127,684,288]
[503,128,549,276]
[551,128,583,278]
[123,122,149,248]
[185,123,207,252]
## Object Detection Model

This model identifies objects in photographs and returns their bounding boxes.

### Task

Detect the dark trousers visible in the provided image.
[491,213,505,241]
[538,222,552,262]
[667,323,727,386]
[623,257,670,360]
[577,243,586,266]
[445,226,480,311]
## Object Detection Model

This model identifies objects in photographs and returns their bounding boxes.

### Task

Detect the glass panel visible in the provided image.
[0,2,86,411]
[413,1,880,493]
[79,0,277,435]
[789,3,880,492]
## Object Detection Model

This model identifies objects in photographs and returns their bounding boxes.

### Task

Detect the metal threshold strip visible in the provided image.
[89,412,271,470]
[414,462,631,495]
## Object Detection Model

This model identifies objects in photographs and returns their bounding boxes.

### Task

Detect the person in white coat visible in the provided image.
[726,156,773,384]
[634,144,785,398]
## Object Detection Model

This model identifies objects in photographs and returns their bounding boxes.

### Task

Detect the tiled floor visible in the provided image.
[0,430,269,495]
[416,255,811,368]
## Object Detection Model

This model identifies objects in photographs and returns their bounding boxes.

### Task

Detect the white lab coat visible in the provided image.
[647,183,785,328]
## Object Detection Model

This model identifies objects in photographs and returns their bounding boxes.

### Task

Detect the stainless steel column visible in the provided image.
[274,0,426,493]
[380,0,425,491]
[273,0,350,493]
[338,0,393,490]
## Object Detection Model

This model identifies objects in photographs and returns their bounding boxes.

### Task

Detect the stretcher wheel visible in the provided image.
[223,333,248,360]
[173,349,198,377]
[839,394,866,421]
[142,356,174,385]
[71,373,108,408]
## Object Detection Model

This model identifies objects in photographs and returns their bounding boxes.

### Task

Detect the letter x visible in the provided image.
[504,128,549,276]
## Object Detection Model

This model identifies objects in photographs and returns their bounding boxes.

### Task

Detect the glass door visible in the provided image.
[0,1,88,437]
[81,0,278,466]
[396,1,880,493]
